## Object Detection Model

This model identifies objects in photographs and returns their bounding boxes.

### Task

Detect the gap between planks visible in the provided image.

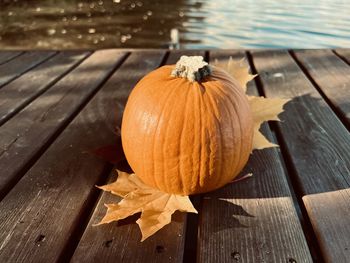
[0,50,130,262]
[0,51,57,89]
[249,49,350,262]
[289,49,350,131]
[0,51,24,66]
[0,51,92,127]
[246,50,324,262]
[0,50,129,201]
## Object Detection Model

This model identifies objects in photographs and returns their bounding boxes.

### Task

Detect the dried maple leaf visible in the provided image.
[213,57,256,93]
[213,56,289,150]
[96,171,197,241]
[248,96,290,149]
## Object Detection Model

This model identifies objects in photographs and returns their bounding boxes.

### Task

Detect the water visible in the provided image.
[1,0,350,49]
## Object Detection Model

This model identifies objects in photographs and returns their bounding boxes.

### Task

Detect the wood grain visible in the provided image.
[303,189,350,263]
[197,50,312,263]
[0,51,23,65]
[71,50,204,263]
[0,50,140,263]
[0,51,90,126]
[292,49,350,129]
[250,50,350,262]
[0,50,126,201]
[0,51,56,88]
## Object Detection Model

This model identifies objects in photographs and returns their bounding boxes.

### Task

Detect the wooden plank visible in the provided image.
[0,51,56,88]
[292,49,350,128]
[71,50,204,263]
[334,48,350,64]
[0,50,127,200]
[198,50,312,263]
[0,51,164,263]
[250,50,350,262]
[0,51,23,65]
[0,51,90,126]
[303,189,350,263]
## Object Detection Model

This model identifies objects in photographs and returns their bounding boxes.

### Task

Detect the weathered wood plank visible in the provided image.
[0,50,127,200]
[0,51,23,65]
[293,49,350,128]
[0,51,164,263]
[0,51,90,126]
[71,50,204,263]
[0,51,56,88]
[198,50,312,263]
[334,48,350,64]
[303,189,350,263]
[250,50,350,263]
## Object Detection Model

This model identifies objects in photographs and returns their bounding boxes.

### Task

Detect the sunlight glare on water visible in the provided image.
[0,0,349,49]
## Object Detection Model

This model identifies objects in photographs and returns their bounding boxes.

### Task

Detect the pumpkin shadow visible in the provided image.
[90,135,134,174]
[202,197,252,233]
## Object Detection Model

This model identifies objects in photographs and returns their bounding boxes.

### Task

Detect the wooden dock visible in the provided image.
[0,49,349,263]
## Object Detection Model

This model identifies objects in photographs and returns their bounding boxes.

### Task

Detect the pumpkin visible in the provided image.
[121,56,253,195]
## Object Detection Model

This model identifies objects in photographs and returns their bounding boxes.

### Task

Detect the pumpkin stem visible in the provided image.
[171,56,211,82]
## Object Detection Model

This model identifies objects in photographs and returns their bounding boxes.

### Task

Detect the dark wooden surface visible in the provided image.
[0,51,90,126]
[0,49,349,263]
[0,51,23,65]
[293,49,350,129]
[251,49,350,263]
[0,51,56,88]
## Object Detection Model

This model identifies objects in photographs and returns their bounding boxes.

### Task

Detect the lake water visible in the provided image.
[1,0,350,49]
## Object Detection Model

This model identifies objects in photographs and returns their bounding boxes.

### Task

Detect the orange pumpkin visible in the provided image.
[121,56,253,195]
